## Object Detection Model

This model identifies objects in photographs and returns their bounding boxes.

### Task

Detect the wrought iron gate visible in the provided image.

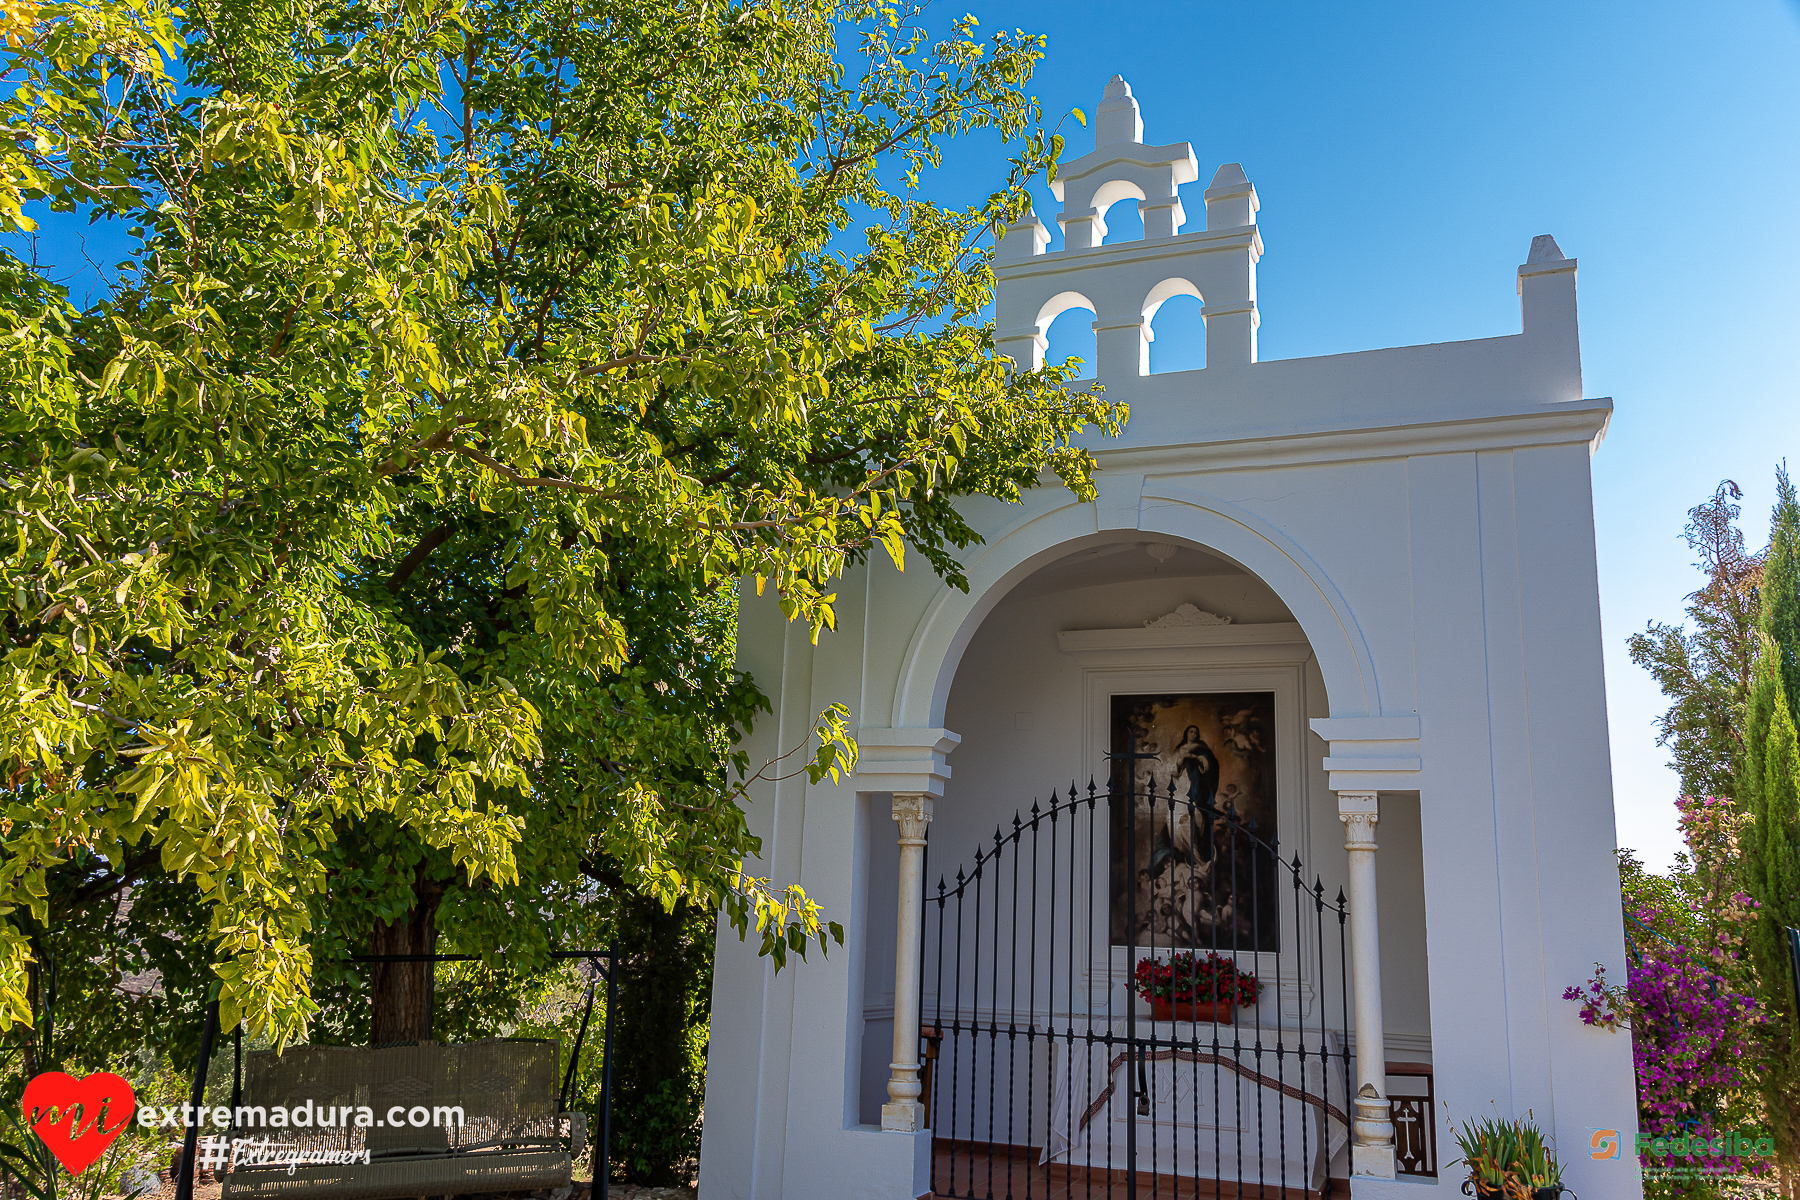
[920,762,1352,1199]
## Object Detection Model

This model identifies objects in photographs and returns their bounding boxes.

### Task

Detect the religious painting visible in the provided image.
[1109,692,1280,952]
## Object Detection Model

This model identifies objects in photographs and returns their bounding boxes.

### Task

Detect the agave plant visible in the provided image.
[1454,1114,1562,1199]
[1518,1122,1563,1191]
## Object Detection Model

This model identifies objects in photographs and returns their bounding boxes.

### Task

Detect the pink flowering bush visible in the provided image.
[1671,796,1759,970]
[1564,962,1633,1033]
[1565,798,1767,1198]
[1565,933,1763,1192]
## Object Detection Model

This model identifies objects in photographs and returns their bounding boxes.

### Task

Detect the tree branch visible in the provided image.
[71,699,133,728]
[578,352,682,378]
[57,848,160,916]
[577,859,629,892]
[448,442,630,500]
[387,523,454,592]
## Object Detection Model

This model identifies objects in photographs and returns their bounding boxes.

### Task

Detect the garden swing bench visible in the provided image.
[172,949,615,1200]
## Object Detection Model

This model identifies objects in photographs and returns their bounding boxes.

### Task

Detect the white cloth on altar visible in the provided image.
[1042,1026,1348,1191]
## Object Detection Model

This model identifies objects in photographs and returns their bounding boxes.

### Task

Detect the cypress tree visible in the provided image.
[1766,467,1800,719]
[1742,467,1800,1166]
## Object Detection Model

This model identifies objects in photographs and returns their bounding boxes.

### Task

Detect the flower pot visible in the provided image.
[1461,1182,1566,1200]
[1148,997,1234,1023]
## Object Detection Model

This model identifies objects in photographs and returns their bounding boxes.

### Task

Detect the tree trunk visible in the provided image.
[613,895,708,1187]
[369,873,445,1044]
[22,959,37,1079]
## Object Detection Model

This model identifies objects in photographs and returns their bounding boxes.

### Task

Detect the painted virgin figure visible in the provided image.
[1110,693,1278,952]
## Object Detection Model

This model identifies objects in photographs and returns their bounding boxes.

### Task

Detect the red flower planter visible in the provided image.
[1134,951,1262,1022]
[1148,997,1236,1024]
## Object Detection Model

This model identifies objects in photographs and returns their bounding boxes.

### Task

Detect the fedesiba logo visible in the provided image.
[1589,1122,1777,1180]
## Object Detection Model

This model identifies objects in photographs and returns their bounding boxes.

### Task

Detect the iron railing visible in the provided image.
[922,764,1352,1199]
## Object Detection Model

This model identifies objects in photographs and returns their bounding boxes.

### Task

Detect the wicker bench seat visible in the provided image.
[220,1039,582,1200]
[219,1147,571,1200]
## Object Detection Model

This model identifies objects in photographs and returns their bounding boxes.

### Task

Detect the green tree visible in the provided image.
[1741,468,1800,1167]
[1629,481,1765,801]
[0,0,1121,1050]
[1619,475,1790,1189]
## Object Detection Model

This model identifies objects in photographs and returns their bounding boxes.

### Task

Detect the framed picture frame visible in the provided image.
[1109,691,1280,952]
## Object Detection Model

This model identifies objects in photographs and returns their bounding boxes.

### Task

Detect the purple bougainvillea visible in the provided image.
[1563,798,1769,1190]
[1566,942,1761,1180]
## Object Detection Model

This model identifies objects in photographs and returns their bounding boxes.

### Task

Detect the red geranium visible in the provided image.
[1133,951,1261,1007]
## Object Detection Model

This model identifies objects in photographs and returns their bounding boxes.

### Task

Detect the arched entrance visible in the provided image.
[886,492,1383,733]
[860,533,1435,1195]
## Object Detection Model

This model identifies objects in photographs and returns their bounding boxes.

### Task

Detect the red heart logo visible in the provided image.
[22,1071,136,1176]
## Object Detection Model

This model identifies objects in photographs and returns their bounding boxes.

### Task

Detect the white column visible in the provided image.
[1201,162,1262,368]
[1201,299,1258,366]
[1139,195,1186,239]
[1058,208,1105,250]
[882,793,933,1132]
[1339,790,1397,1178]
[995,325,1048,374]
[1093,314,1149,379]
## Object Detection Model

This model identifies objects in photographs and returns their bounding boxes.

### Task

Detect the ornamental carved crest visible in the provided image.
[1143,603,1232,628]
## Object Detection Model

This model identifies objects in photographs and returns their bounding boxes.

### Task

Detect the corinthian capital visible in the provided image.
[893,794,934,845]
[1337,791,1379,850]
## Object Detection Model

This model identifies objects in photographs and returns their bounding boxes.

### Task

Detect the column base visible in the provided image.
[880,1100,924,1133]
[1352,1143,1397,1179]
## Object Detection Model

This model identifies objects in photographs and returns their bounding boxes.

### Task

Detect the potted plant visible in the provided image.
[1453,1114,1567,1200]
[1132,951,1262,1023]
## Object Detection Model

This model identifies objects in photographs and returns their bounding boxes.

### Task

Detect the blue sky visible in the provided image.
[19,0,1799,867]
[906,0,1800,869]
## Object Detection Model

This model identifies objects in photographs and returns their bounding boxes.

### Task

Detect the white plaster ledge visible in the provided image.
[1058,621,1313,670]
[994,226,1262,283]
[1342,1176,1454,1197]
[854,728,961,798]
[1087,402,1615,475]
[1311,716,1422,790]
[1311,716,1420,741]
[1322,756,1422,773]
[1517,257,1577,283]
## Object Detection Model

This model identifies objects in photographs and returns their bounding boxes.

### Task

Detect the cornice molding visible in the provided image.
[853,728,961,797]
[1311,717,1422,789]
[1057,621,1313,670]
[995,226,1262,284]
[1085,401,1613,478]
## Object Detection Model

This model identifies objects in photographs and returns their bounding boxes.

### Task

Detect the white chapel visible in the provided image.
[700,76,1640,1200]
